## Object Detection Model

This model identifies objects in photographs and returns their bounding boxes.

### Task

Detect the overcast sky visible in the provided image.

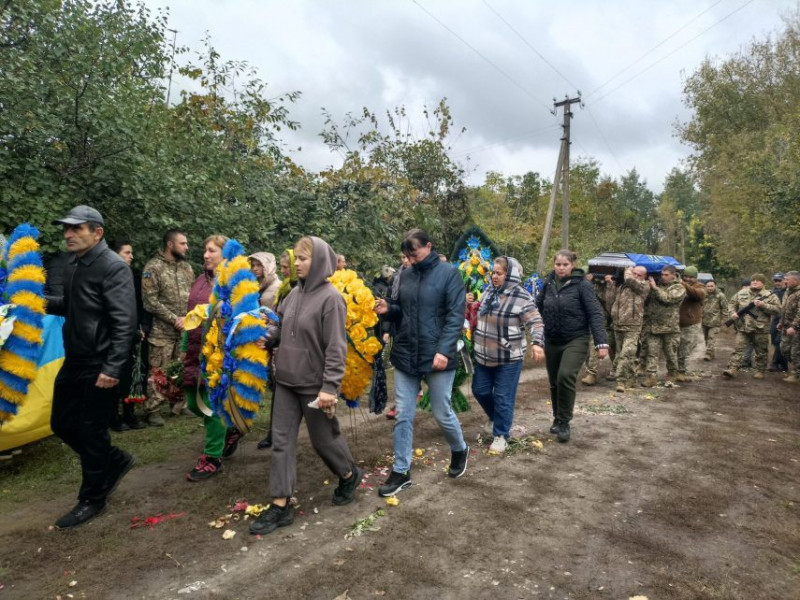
[142,0,792,192]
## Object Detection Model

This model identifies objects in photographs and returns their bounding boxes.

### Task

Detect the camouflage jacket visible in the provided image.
[728,287,781,333]
[643,281,686,334]
[780,285,800,330]
[141,251,194,342]
[702,289,728,328]
[607,271,649,331]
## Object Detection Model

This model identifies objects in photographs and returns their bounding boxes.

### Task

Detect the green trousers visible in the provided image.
[545,336,590,423]
[184,386,226,459]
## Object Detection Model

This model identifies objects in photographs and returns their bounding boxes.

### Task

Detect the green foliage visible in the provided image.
[680,12,800,273]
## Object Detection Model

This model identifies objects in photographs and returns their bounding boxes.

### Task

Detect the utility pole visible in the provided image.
[537,94,582,274]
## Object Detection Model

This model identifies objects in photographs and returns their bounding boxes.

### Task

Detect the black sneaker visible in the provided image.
[186,454,223,482]
[257,432,272,450]
[104,452,136,498]
[549,419,559,434]
[378,471,412,497]
[557,421,571,443]
[448,444,469,478]
[54,500,106,530]
[332,465,363,506]
[222,428,243,458]
[249,502,293,535]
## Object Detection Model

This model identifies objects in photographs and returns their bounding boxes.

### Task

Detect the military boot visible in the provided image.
[722,368,738,379]
[615,382,626,393]
[581,374,597,386]
[703,353,713,362]
[641,375,658,388]
[752,371,765,380]
[783,374,798,383]
[676,372,692,382]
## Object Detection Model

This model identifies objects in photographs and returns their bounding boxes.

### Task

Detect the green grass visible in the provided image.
[0,407,273,510]
[582,403,631,415]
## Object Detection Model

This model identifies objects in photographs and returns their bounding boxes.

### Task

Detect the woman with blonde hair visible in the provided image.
[250,236,360,536]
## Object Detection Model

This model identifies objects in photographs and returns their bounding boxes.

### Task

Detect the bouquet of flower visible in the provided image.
[124,342,147,404]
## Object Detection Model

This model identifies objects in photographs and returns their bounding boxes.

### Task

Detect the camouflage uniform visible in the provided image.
[779,285,800,378]
[585,279,616,377]
[702,289,728,360]
[642,280,686,379]
[677,280,707,374]
[607,271,649,387]
[726,287,781,373]
[141,251,194,413]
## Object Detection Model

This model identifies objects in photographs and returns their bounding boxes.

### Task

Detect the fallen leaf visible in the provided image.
[68,580,77,587]
[385,496,399,507]
[222,529,236,540]
[333,590,350,600]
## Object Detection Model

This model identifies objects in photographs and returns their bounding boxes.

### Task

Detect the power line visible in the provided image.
[410,0,554,113]
[589,0,756,105]
[481,0,581,92]
[585,106,625,172]
[450,124,560,159]
[586,0,726,99]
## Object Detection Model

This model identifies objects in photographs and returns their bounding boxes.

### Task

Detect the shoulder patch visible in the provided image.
[142,272,151,279]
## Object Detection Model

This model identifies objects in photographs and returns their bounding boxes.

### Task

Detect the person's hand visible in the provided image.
[597,347,609,359]
[174,316,185,330]
[648,277,657,289]
[432,353,448,370]
[317,391,337,408]
[730,311,739,320]
[604,274,613,284]
[530,345,544,363]
[382,333,390,344]
[754,299,764,308]
[95,373,119,388]
[374,299,389,315]
[788,327,797,336]
[256,336,267,349]
[466,292,475,303]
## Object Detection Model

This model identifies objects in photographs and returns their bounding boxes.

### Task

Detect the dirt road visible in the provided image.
[1,334,799,599]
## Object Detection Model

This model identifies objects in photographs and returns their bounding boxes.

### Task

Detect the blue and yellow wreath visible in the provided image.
[0,224,46,423]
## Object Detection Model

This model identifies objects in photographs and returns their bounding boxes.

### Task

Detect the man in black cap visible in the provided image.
[46,205,137,529]
[769,272,788,371]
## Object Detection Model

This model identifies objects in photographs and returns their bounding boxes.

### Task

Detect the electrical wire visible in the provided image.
[585,106,625,172]
[589,0,756,105]
[450,124,560,159]
[481,0,581,91]
[586,0,726,99]
[410,0,554,113]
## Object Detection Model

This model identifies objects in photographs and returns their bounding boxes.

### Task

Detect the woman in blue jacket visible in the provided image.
[375,229,469,496]
[537,250,608,443]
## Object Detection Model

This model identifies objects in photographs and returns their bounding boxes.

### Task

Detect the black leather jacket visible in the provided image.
[46,239,136,379]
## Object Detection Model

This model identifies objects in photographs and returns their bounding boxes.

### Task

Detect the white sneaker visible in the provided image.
[483,420,494,436]
[488,436,507,454]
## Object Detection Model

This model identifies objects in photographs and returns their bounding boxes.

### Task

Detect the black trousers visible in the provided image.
[51,366,127,504]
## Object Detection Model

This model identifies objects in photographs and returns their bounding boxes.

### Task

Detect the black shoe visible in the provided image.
[332,465,363,506]
[249,502,293,535]
[557,421,571,443]
[378,471,412,497]
[104,452,136,498]
[448,445,469,478]
[257,432,272,450]
[110,422,130,432]
[549,419,559,434]
[223,428,243,458]
[54,500,106,530]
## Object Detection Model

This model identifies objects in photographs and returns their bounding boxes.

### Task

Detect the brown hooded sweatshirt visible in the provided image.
[272,237,347,396]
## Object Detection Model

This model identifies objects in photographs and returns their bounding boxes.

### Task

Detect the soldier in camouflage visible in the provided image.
[581,273,615,386]
[641,265,686,387]
[676,266,707,381]
[701,280,728,361]
[605,265,649,392]
[141,229,194,425]
[778,271,800,383]
[722,273,782,379]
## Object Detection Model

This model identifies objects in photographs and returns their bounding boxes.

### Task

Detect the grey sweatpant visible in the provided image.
[269,384,355,499]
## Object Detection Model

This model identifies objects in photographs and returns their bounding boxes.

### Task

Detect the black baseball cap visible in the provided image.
[773,272,785,281]
[53,205,105,227]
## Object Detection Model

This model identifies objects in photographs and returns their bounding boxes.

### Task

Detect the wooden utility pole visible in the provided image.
[537,95,582,275]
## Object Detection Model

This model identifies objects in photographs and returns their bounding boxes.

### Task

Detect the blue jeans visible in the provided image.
[392,368,467,474]
[471,360,523,438]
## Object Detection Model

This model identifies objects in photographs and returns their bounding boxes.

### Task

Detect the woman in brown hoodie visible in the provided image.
[250,236,361,536]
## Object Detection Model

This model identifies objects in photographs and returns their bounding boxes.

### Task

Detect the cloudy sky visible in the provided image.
[142,0,792,192]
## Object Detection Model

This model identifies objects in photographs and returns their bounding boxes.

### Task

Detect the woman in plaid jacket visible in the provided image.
[472,257,544,454]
